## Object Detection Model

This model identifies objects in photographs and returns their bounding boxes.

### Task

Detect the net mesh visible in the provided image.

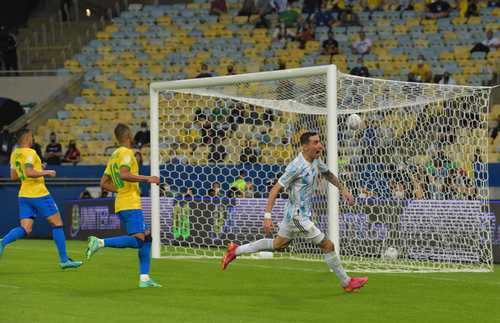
[153,70,493,272]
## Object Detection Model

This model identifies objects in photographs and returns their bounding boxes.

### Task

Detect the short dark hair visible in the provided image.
[300,131,318,145]
[114,123,131,142]
[16,128,32,144]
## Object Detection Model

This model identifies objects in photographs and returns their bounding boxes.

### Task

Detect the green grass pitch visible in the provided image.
[0,240,499,323]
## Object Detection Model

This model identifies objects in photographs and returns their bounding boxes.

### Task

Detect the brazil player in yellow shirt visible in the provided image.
[0,129,82,269]
[85,123,161,288]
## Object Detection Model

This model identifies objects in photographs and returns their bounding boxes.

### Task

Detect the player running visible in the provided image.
[222,132,368,292]
[85,123,161,288]
[0,129,82,269]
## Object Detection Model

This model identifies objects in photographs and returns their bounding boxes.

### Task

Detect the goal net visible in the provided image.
[149,66,494,272]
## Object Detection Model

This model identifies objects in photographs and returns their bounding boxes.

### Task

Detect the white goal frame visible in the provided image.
[149,65,340,259]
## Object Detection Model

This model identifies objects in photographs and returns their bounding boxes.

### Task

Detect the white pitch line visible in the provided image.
[187,259,500,286]
[402,274,500,286]
[0,284,20,289]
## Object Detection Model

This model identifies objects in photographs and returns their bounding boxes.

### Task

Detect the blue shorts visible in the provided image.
[19,195,59,219]
[117,209,145,235]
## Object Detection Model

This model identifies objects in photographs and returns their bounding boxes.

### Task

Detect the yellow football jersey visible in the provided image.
[10,147,49,198]
[104,146,141,212]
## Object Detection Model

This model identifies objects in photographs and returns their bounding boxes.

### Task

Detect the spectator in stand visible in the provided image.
[438,71,457,85]
[245,182,256,198]
[184,187,195,200]
[240,140,260,163]
[239,0,258,16]
[0,127,12,164]
[425,0,451,19]
[134,121,150,149]
[410,55,433,83]
[339,4,360,26]
[351,32,373,55]
[196,63,214,78]
[210,0,228,15]
[63,140,81,165]
[0,26,18,73]
[160,183,175,197]
[45,132,63,165]
[208,182,222,197]
[226,65,236,75]
[272,23,296,43]
[350,57,370,77]
[490,115,500,143]
[297,20,315,49]
[470,30,500,55]
[314,2,334,27]
[322,31,340,56]
[279,3,300,27]
[302,0,321,17]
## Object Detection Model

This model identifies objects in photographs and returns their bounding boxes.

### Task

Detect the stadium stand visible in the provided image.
[28,0,498,198]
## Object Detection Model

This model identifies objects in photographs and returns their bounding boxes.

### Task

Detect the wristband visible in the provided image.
[264,212,272,219]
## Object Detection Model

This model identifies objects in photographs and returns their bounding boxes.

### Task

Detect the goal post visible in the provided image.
[150,65,340,259]
[149,65,494,272]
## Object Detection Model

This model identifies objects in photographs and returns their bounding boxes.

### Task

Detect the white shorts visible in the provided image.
[277,217,325,245]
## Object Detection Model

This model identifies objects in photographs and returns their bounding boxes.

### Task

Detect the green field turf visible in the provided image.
[0,240,499,323]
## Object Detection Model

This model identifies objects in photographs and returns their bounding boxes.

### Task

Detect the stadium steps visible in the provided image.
[17,20,104,70]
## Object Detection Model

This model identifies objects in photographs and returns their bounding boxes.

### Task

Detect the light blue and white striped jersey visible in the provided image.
[278,153,329,222]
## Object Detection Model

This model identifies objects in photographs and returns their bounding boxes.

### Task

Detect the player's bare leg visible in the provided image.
[319,239,368,292]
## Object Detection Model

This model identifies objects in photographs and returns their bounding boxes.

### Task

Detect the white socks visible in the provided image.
[140,274,150,282]
[235,239,274,256]
[325,252,350,287]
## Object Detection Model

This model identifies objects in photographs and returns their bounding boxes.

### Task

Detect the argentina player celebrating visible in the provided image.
[222,132,368,292]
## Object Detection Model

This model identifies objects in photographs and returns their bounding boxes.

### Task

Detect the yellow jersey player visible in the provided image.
[0,129,82,269]
[85,123,161,288]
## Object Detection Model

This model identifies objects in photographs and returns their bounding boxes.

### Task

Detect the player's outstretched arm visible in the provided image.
[24,166,56,178]
[119,166,160,184]
[100,174,117,193]
[323,171,355,205]
[263,181,283,235]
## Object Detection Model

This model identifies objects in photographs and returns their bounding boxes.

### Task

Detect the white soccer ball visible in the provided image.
[346,114,362,130]
[383,247,399,260]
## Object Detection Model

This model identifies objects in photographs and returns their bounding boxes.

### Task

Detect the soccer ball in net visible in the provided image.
[346,114,362,130]
[383,247,399,260]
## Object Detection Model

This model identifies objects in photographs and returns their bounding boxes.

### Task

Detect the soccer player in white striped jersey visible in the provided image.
[222,132,368,292]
